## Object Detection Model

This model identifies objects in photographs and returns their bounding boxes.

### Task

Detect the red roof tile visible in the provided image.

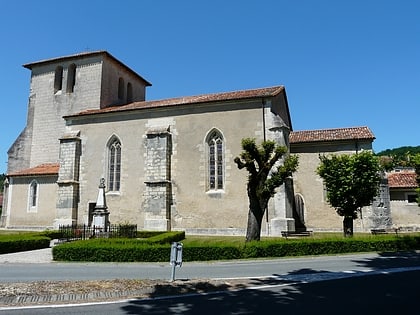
[387,172,418,188]
[66,86,285,118]
[290,126,375,144]
[8,163,59,177]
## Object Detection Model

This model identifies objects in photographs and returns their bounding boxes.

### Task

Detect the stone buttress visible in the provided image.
[55,130,81,228]
[143,126,172,230]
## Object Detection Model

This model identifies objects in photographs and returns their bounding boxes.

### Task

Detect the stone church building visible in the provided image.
[1,51,402,235]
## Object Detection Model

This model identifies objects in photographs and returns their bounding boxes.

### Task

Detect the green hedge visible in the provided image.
[52,234,420,262]
[53,231,186,261]
[0,234,51,254]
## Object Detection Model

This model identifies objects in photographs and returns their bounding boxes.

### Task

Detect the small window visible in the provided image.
[207,129,224,190]
[127,82,133,103]
[66,63,76,93]
[54,66,63,93]
[28,180,39,212]
[118,77,125,100]
[108,137,121,191]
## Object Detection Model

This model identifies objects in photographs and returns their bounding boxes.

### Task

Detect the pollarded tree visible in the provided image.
[317,151,381,237]
[234,138,298,242]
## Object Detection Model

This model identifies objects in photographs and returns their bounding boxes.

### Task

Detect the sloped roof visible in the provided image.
[23,50,152,86]
[65,86,286,118]
[8,163,59,177]
[290,126,375,144]
[387,171,418,188]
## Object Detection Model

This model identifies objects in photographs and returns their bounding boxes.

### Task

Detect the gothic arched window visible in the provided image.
[207,129,224,190]
[108,137,121,191]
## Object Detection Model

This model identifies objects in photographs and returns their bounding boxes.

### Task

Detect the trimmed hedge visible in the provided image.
[53,231,186,262]
[0,234,51,254]
[52,234,420,262]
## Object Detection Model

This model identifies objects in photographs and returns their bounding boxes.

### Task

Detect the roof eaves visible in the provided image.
[64,85,285,119]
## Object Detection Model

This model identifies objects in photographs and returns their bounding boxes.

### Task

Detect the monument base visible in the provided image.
[270,217,295,236]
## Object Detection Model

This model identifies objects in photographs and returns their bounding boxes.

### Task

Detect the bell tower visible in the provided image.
[7,51,151,174]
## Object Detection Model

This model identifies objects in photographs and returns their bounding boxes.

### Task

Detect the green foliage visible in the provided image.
[52,234,420,262]
[146,231,185,244]
[0,234,51,254]
[376,146,420,157]
[52,231,185,262]
[235,138,299,241]
[235,138,298,198]
[377,146,420,170]
[53,240,171,262]
[317,151,381,218]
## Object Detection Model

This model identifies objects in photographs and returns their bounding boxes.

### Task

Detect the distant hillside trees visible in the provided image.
[377,146,420,206]
[377,146,420,171]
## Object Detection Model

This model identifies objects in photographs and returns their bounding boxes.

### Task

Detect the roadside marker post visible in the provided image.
[170,242,183,282]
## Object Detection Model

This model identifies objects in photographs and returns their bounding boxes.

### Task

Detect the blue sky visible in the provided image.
[0,0,419,174]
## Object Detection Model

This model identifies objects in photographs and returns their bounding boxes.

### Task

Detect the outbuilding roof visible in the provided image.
[387,171,418,188]
[7,163,59,177]
[290,126,375,144]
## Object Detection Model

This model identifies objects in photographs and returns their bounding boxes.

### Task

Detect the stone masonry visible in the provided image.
[55,131,81,228]
[143,126,172,230]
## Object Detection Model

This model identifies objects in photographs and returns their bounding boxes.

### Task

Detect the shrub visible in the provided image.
[51,233,420,262]
[0,234,51,254]
[52,231,185,262]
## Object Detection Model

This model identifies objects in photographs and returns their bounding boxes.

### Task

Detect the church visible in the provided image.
[1,51,395,235]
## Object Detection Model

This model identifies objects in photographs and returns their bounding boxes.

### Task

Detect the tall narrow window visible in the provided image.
[28,180,38,212]
[66,63,76,93]
[207,129,224,190]
[127,82,133,103]
[118,77,125,101]
[108,138,121,191]
[54,66,63,93]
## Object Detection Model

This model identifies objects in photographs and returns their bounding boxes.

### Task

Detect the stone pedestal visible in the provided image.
[270,177,296,235]
[92,178,110,231]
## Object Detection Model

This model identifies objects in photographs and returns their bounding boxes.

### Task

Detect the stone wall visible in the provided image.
[55,133,81,228]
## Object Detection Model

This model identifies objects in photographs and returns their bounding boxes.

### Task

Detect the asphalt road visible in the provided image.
[2,269,419,314]
[1,251,420,283]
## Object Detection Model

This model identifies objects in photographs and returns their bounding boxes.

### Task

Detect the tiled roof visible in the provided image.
[66,86,285,118]
[387,171,418,188]
[8,163,59,177]
[290,126,375,144]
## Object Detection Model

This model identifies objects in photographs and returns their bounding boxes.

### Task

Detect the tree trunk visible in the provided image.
[343,216,354,237]
[245,194,265,242]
